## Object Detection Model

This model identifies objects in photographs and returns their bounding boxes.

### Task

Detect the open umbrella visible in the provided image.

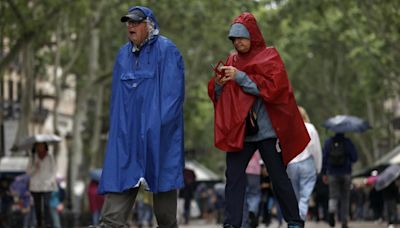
[375,164,400,191]
[89,168,102,181]
[366,175,378,186]
[10,174,30,197]
[15,134,62,151]
[323,115,371,133]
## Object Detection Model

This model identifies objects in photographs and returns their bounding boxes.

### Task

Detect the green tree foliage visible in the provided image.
[259,0,400,167]
[1,0,399,173]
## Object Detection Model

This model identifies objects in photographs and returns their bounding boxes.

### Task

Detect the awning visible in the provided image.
[185,160,221,181]
[0,156,29,176]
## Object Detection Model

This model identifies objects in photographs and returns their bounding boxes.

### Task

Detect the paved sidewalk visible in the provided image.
[180,219,390,228]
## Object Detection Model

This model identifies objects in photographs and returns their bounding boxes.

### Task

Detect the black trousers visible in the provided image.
[31,191,52,228]
[224,138,303,227]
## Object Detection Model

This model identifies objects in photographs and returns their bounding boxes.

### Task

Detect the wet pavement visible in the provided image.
[180,219,390,228]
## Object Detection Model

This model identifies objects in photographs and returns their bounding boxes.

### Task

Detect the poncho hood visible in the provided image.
[231,12,266,55]
[129,6,159,31]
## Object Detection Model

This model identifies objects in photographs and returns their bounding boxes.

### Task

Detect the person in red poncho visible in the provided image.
[208,12,310,228]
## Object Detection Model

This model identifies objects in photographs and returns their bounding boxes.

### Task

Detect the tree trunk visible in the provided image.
[70,84,86,213]
[88,28,102,169]
[53,24,61,136]
[13,42,34,150]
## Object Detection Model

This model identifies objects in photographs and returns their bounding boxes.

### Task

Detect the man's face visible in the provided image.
[233,37,251,53]
[127,20,149,46]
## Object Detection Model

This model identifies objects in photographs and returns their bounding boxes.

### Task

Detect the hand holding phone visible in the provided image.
[219,66,237,83]
[211,61,225,78]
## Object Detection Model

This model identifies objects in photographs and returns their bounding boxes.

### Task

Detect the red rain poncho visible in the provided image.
[208,13,310,165]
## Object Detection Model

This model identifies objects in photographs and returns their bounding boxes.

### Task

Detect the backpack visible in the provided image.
[245,109,259,136]
[329,139,346,166]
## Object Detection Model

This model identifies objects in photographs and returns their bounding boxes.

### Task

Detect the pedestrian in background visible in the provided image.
[87,179,104,226]
[26,142,57,228]
[49,182,64,228]
[322,133,358,228]
[181,168,197,224]
[97,5,185,228]
[242,150,262,228]
[208,12,310,228]
[286,106,322,221]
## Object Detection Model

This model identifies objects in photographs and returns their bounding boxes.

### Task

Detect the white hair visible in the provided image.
[145,17,159,40]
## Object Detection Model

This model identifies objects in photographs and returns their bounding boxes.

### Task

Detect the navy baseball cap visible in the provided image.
[121,9,146,22]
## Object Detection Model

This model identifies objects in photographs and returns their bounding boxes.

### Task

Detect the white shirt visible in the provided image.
[26,152,57,192]
[288,122,322,173]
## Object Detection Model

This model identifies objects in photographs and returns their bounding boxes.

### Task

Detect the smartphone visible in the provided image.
[211,61,225,76]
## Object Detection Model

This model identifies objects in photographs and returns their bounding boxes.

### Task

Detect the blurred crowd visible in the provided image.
[0,167,399,227]
[175,169,399,227]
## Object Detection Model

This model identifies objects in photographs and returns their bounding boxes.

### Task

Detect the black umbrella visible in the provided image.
[323,115,371,133]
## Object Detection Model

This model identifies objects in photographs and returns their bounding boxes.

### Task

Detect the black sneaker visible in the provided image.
[249,211,258,228]
[223,224,237,228]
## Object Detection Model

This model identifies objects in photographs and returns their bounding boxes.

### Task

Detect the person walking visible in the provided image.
[286,106,322,221]
[26,142,58,228]
[97,6,185,228]
[242,150,262,228]
[322,133,358,228]
[181,168,197,224]
[381,181,399,227]
[49,184,64,228]
[87,180,104,226]
[208,12,310,228]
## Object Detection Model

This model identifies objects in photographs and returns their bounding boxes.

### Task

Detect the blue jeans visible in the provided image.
[242,174,261,228]
[92,209,101,225]
[50,207,61,228]
[286,156,317,220]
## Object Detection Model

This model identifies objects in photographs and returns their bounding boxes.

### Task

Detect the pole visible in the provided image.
[0,78,4,157]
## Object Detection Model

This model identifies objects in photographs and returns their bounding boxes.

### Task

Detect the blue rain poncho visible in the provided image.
[99,6,185,194]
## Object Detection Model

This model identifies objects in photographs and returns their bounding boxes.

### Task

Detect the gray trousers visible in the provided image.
[328,174,351,225]
[99,188,178,228]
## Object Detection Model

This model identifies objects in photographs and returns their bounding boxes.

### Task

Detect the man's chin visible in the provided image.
[129,37,138,44]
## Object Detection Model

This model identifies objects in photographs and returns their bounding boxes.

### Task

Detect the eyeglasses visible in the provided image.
[126,20,143,27]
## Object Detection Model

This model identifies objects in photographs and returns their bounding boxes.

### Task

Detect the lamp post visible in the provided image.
[65,133,73,210]
[0,78,4,157]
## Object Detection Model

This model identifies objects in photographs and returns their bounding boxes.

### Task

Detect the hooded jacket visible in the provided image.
[208,13,310,165]
[99,6,185,193]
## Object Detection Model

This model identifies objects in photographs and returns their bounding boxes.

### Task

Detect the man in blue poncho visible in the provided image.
[97,6,185,228]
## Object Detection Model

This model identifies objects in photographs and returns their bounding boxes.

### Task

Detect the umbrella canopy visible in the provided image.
[375,144,400,165]
[185,160,220,181]
[366,175,378,186]
[324,115,371,133]
[375,164,400,191]
[10,174,30,197]
[89,169,102,181]
[16,134,62,151]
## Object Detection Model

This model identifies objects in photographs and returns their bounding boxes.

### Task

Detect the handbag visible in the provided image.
[245,109,259,136]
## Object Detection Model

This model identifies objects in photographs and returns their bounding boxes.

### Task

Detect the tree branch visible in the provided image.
[5,0,27,29]
[0,4,63,77]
